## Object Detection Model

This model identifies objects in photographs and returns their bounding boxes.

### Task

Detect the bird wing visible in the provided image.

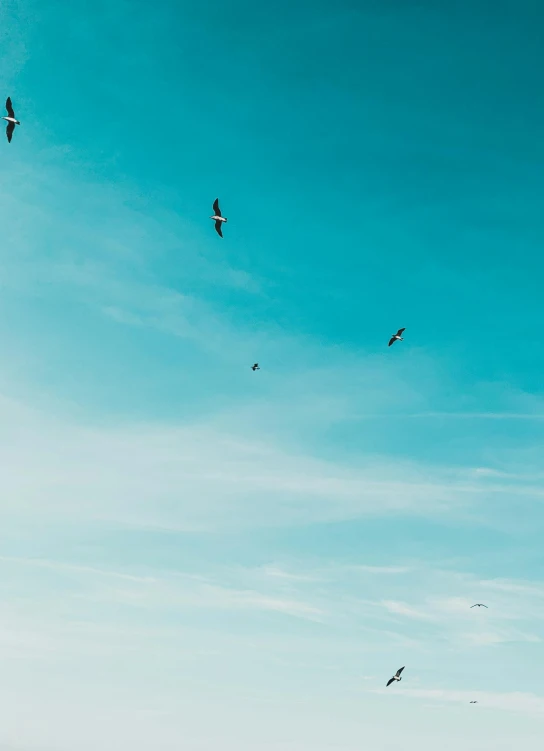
[396,666,405,677]
[214,220,223,237]
[6,121,14,142]
[5,97,14,118]
[470,604,477,608]
[388,337,396,347]
[397,328,406,336]
[481,604,488,608]
[386,678,395,687]
[213,198,221,217]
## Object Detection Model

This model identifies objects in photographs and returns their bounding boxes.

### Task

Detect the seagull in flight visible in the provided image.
[470,604,488,608]
[386,666,405,687]
[3,97,20,143]
[251,363,260,371]
[388,328,405,347]
[469,701,478,704]
[210,198,227,237]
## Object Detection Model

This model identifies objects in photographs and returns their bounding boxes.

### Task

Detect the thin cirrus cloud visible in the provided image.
[380,600,435,621]
[394,688,544,717]
[404,412,544,420]
[0,554,324,623]
[0,390,541,533]
[351,564,412,575]
[2,552,543,636]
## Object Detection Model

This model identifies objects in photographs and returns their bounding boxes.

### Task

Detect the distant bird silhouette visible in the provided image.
[251,363,260,371]
[388,328,405,347]
[470,604,488,608]
[210,198,227,237]
[470,701,478,704]
[3,97,20,142]
[386,666,405,687]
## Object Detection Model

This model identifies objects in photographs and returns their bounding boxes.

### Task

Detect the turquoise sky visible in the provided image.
[0,1,544,749]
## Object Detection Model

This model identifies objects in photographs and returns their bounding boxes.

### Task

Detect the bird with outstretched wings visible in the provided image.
[388,327,406,347]
[213,198,224,237]
[386,666,405,687]
[5,97,17,142]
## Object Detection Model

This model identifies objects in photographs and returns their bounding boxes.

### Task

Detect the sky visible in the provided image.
[0,0,544,749]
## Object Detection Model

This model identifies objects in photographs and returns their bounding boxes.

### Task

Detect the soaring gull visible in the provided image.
[3,97,20,143]
[388,328,405,347]
[386,666,405,687]
[210,198,228,237]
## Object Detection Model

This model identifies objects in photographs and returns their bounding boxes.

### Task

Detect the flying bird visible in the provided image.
[388,328,405,347]
[3,97,20,142]
[210,198,227,237]
[251,363,260,371]
[469,701,478,704]
[470,604,488,608]
[386,666,405,687]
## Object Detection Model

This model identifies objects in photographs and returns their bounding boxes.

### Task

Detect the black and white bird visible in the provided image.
[251,363,260,371]
[388,328,405,347]
[470,604,488,608]
[210,198,227,237]
[386,666,405,687]
[3,98,20,143]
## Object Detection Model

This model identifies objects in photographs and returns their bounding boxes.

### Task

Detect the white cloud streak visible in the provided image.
[383,412,544,420]
[396,687,544,716]
[0,390,542,535]
[380,600,434,620]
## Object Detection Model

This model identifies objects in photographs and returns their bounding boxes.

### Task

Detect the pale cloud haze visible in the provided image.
[1,1,544,750]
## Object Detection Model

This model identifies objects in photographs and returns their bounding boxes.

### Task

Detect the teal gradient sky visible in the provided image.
[0,1,544,749]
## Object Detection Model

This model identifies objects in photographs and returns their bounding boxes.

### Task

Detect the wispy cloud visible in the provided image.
[260,565,321,582]
[480,578,544,597]
[201,585,324,621]
[380,600,434,620]
[459,630,541,646]
[0,556,157,583]
[394,687,544,716]
[351,565,412,575]
[2,391,535,533]
[404,412,544,420]
[0,555,323,623]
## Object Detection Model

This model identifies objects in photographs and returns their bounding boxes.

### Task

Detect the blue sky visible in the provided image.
[0,0,544,749]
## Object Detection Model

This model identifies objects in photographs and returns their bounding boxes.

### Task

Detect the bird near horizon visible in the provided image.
[388,328,405,347]
[210,198,227,237]
[251,363,260,371]
[3,97,20,142]
[386,666,405,687]
[470,603,488,608]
